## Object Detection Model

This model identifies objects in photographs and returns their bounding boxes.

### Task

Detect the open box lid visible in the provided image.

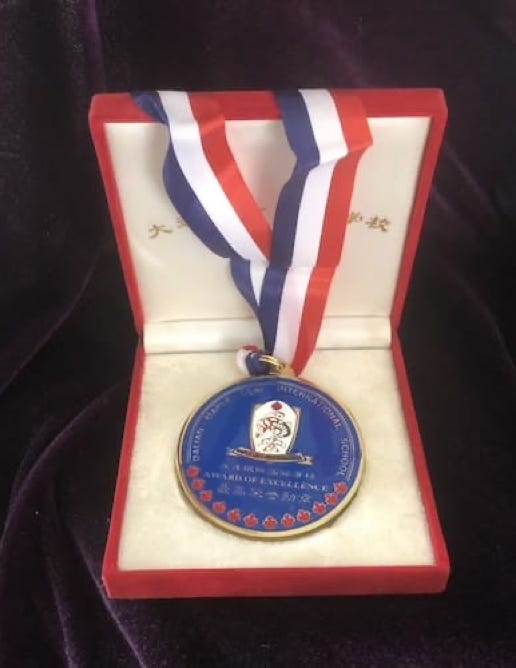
[90,90,447,354]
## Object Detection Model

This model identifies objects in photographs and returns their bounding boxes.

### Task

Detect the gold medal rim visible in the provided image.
[175,374,365,541]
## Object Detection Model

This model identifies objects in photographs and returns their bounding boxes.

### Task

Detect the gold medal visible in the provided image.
[177,356,363,539]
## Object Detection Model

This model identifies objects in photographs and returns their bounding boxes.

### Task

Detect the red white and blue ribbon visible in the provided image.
[134,90,371,375]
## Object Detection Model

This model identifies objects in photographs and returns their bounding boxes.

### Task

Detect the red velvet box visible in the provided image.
[90,89,449,598]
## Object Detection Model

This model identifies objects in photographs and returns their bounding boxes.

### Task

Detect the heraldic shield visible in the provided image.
[229,399,313,465]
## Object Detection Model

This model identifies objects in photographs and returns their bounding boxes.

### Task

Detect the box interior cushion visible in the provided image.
[105,115,431,352]
[118,348,435,571]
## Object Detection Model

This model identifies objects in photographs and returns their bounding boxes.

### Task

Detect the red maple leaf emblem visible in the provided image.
[271,401,282,411]
[313,502,326,515]
[186,466,200,478]
[281,514,295,528]
[227,509,241,522]
[263,515,278,530]
[212,501,226,514]
[297,509,311,523]
[325,493,338,506]
[200,490,213,502]
[334,482,348,494]
[243,514,259,527]
[191,478,205,491]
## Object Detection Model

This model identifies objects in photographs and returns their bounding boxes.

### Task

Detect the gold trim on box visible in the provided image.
[348,211,391,231]
[149,212,391,239]
[148,216,187,239]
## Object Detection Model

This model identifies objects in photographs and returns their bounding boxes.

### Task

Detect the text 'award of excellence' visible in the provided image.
[135,89,372,539]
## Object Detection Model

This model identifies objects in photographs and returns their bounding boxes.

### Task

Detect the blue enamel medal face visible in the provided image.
[177,376,363,538]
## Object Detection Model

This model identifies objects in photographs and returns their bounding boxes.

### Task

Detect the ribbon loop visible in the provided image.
[135,89,372,374]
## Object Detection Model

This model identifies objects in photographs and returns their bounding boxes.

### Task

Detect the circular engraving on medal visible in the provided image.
[177,376,363,539]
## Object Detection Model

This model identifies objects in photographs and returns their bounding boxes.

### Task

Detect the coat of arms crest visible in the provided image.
[229,400,312,465]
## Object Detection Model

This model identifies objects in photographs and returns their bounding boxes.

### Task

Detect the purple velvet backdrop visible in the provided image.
[1,1,516,666]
